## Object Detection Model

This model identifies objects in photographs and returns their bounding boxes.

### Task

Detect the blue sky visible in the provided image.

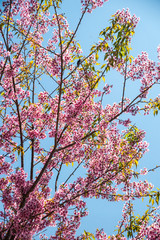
[60,0,160,237]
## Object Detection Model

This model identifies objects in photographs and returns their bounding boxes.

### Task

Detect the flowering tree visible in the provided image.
[0,0,160,239]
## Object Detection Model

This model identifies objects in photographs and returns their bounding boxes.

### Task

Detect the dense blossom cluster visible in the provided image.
[0,0,160,239]
[81,0,109,13]
[114,8,139,28]
[127,52,157,98]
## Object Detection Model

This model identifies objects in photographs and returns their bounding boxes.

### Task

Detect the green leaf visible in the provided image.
[95,51,99,61]
[101,64,106,69]
[77,42,81,49]
[0,22,4,29]
[102,76,105,82]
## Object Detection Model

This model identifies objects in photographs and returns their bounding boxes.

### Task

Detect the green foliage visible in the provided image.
[116,203,151,239]
[82,230,95,240]
[148,97,160,116]
[40,0,62,12]
[99,14,134,63]
[124,125,140,145]
[148,189,160,205]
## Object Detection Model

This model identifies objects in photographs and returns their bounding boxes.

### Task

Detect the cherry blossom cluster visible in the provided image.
[114,8,139,28]
[136,208,160,240]
[81,0,109,13]
[126,52,157,98]
[140,167,148,175]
